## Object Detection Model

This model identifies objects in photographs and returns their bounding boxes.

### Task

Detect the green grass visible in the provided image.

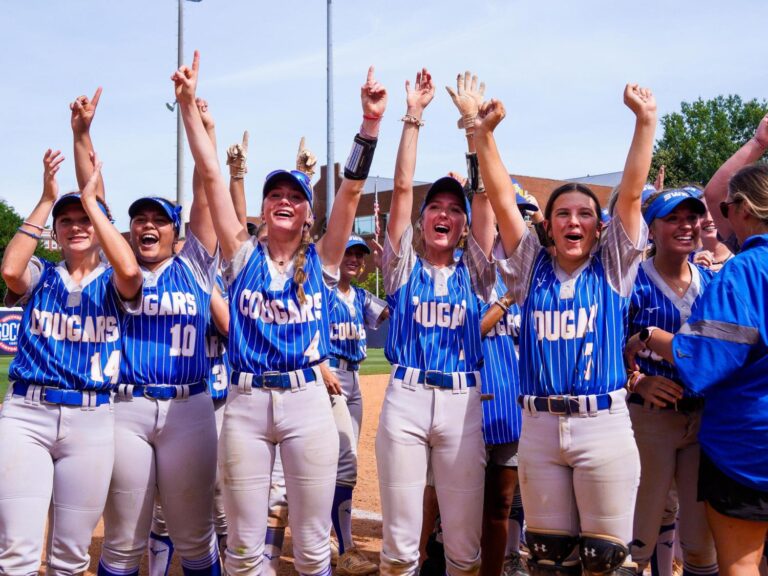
[0,356,10,399]
[360,348,391,376]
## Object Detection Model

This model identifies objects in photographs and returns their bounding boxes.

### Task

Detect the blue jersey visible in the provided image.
[382,225,494,373]
[328,285,387,363]
[629,260,714,394]
[120,233,216,385]
[498,218,647,397]
[226,238,334,374]
[206,275,229,400]
[8,258,125,391]
[480,274,522,444]
[673,234,768,491]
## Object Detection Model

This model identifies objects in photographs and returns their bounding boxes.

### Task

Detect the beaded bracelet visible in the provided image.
[400,114,424,127]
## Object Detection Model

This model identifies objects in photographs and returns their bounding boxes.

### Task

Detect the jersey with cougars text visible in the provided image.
[328,285,386,363]
[8,258,124,391]
[206,274,229,399]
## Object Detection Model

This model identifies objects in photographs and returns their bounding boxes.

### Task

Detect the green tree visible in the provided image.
[650,95,768,187]
[352,268,384,299]
[0,200,61,298]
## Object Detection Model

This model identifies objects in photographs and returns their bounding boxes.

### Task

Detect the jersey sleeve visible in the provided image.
[494,229,541,306]
[109,266,144,315]
[4,256,49,307]
[223,236,258,286]
[600,215,648,296]
[363,290,387,330]
[383,225,417,296]
[463,233,496,302]
[672,260,764,394]
[321,263,340,291]
[178,230,218,293]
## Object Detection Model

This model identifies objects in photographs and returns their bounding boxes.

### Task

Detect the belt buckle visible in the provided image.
[143,386,157,399]
[261,371,283,389]
[424,370,443,388]
[40,386,57,405]
[547,395,569,416]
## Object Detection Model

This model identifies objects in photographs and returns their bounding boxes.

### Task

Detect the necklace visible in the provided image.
[656,267,691,295]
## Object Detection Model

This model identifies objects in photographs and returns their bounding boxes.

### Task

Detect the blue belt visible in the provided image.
[117,382,207,400]
[12,382,111,407]
[393,366,478,389]
[329,357,360,372]
[231,367,319,390]
[519,393,612,415]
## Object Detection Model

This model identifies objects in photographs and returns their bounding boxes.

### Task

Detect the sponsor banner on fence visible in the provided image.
[0,308,22,355]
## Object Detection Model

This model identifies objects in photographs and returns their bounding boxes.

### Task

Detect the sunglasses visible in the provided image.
[719,199,740,219]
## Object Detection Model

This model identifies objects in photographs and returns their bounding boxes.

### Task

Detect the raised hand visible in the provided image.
[623,84,657,120]
[196,98,215,133]
[42,149,65,203]
[369,238,384,270]
[70,87,102,135]
[296,136,318,178]
[654,164,666,191]
[754,112,768,148]
[172,50,199,104]
[446,71,486,131]
[405,68,435,113]
[446,171,468,188]
[226,130,249,180]
[361,66,388,120]
[474,98,506,134]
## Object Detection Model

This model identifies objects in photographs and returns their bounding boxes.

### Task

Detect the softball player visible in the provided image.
[475,84,656,576]
[174,52,387,576]
[377,69,496,576]
[626,188,717,576]
[328,235,388,576]
[85,91,221,574]
[0,150,143,575]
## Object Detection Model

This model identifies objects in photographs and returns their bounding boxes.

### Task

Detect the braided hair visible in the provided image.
[293,222,312,304]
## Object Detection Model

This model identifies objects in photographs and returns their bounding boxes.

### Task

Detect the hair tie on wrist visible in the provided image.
[17,227,42,241]
[23,221,45,232]
[363,114,383,121]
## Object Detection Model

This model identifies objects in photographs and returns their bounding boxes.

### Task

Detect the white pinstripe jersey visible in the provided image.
[497,217,647,396]
[481,273,522,444]
[7,258,124,391]
[206,274,229,400]
[328,286,387,363]
[225,238,336,374]
[382,225,495,372]
[120,232,217,384]
[629,259,714,394]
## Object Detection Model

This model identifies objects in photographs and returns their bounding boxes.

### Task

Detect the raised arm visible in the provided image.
[318,66,388,269]
[474,99,527,257]
[447,71,494,257]
[70,87,105,203]
[226,130,249,230]
[704,113,768,240]
[210,286,229,337]
[188,97,218,254]
[1,150,63,296]
[387,68,433,254]
[173,51,248,262]
[80,153,143,301]
[613,84,657,244]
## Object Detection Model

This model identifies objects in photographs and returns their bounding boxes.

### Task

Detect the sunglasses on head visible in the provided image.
[719,199,741,219]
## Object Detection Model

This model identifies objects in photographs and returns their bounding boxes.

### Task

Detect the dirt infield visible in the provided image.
[75,374,390,576]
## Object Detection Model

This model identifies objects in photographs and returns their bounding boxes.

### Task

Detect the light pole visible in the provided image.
[326,0,334,229]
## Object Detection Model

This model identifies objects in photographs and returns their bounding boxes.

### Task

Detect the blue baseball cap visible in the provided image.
[600,208,611,224]
[52,192,112,221]
[641,184,658,205]
[263,170,314,206]
[420,176,472,226]
[643,188,706,225]
[345,235,371,254]
[510,178,538,214]
[129,197,183,232]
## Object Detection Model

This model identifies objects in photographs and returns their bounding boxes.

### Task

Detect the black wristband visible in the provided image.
[344,134,378,180]
[466,152,479,193]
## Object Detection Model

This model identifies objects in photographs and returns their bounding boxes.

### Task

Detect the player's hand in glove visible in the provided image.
[296,136,318,179]
[446,71,486,133]
[227,131,249,180]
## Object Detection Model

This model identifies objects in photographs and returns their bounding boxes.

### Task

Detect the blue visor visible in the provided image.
[345,235,371,254]
[263,170,314,206]
[641,184,658,206]
[129,197,182,232]
[643,189,706,224]
[52,192,112,222]
[420,176,472,226]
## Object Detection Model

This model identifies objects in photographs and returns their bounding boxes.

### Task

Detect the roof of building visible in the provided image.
[565,171,623,187]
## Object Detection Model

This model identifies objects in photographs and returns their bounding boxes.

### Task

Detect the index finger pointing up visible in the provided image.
[91,86,102,108]
[366,66,375,85]
[192,50,200,72]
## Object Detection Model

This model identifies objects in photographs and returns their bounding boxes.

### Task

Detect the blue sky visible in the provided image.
[1,0,766,229]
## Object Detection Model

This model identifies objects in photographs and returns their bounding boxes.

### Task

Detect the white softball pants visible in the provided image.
[330,366,362,487]
[375,371,486,576]
[518,389,640,544]
[629,404,716,571]
[100,393,219,573]
[219,376,339,576]
[0,392,114,576]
